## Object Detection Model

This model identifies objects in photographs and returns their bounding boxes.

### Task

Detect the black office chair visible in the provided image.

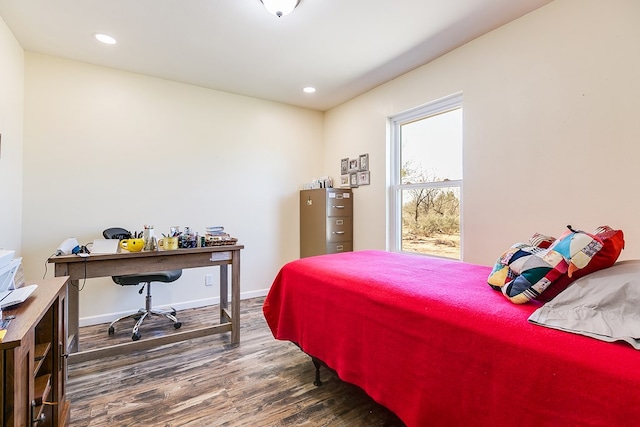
[103,227,183,341]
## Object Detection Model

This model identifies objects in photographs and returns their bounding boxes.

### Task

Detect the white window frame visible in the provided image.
[388,92,463,257]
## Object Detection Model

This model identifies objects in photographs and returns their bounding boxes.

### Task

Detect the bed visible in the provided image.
[263,250,640,427]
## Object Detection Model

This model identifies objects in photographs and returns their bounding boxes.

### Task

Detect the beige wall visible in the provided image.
[22,54,324,324]
[0,16,24,253]
[325,0,640,265]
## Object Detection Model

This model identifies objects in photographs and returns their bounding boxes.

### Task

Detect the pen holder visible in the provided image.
[159,236,179,250]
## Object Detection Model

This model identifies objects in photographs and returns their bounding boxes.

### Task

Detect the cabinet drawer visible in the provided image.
[326,192,352,216]
[326,217,352,242]
[327,241,352,254]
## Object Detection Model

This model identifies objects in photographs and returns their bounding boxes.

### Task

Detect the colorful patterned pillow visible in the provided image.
[488,244,567,304]
[488,226,604,304]
[488,243,527,290]
[536,226,624,302]
[547,226,604,277]
[529,232,556,249]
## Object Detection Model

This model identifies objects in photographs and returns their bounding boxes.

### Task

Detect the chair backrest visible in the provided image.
[103,227,131,240]
[102,227,182,285]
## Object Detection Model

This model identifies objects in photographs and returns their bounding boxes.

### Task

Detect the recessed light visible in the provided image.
[303,87,316,94]
[93,33,117,45]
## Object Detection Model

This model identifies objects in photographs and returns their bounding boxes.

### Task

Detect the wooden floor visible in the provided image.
[67,297,405,426]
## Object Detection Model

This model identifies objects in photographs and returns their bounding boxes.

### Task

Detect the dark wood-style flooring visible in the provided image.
[67,297,405,426]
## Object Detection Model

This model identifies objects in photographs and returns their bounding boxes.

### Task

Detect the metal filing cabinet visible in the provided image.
[300,188,353,258]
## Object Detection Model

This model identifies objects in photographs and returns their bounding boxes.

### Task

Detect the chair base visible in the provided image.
[108,282,182,341]
[108,308,182,341]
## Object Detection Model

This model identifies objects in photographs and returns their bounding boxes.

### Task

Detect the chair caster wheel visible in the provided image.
[132,332,141,341]
[174,322,182,329]
[108,326,115,335]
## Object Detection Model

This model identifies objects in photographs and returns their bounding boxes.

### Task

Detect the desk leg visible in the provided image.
[68,279,80,353]
[231,250,240,344]
[220,264,229,324]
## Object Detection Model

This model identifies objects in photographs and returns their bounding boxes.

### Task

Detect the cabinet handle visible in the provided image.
[336,245,344,251]
[59,342,68,370]
[333,231,345,235]
[335,220,344,225]
[332,205,345,209]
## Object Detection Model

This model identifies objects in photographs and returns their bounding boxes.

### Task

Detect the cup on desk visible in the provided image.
[120,238,144,252]
[158,236,178,250]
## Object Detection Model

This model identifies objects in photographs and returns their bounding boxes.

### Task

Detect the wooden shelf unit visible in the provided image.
[1,276,70,426]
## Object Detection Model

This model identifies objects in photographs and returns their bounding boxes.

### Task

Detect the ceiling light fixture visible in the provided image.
[93,33,117,45]
[303,87,316,93]
[260,0,300,17]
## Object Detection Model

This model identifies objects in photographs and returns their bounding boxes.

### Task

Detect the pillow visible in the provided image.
[488,243,528,290]
[536,226,624,302]
[529,260,640,348]
[547,226,604,277]
[529,232,556,249]
[488,244,567,304]
[489,226,604,304]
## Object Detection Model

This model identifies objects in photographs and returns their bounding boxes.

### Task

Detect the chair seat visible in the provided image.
[113,269,182,286]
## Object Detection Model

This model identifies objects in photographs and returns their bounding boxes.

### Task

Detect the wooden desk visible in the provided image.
[48,245,243,363]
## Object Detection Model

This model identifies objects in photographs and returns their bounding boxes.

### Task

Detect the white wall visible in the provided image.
[325,0,640,265]
[22,54,324,324]
[0,16,24,253]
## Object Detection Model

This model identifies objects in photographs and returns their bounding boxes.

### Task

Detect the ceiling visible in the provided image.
[0,0,552,111]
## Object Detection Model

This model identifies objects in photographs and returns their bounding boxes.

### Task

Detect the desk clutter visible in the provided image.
[117,225,238,252]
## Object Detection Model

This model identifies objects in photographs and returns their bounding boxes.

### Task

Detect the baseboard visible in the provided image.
[79,288,269,327]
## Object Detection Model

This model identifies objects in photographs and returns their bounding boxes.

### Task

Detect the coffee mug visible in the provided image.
[158,236,178,250]
[120,238,144,252]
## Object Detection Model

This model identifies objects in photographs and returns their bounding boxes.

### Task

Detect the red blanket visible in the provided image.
[263,251,640,426]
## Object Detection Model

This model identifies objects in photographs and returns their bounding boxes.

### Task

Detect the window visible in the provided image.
[389,92,463,259]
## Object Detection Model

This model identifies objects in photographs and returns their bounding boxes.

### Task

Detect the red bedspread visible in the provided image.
[263,251,640,427]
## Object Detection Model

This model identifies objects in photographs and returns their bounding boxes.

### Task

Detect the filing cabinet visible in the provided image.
[300,188,353,258]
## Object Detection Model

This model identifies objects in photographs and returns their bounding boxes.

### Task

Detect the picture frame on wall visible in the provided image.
[348,158,359,172]
[350,172,359,188]
[340,174,350,187]
[357,171,370,185]
[359,153,369,171]
[341,158,349,175]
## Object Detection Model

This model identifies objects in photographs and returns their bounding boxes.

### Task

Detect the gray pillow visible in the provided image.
[529,260,640,349]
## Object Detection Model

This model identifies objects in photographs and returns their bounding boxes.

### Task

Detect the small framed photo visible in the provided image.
[340,158,349,175]
[348,158,359,172]
[359,153,369,171]
[350,172,359,188]
[357,171,370,186]
[340,174,350,187]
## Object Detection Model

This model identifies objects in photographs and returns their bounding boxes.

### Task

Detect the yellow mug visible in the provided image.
[120,238,144,252]
[159,236,178,250]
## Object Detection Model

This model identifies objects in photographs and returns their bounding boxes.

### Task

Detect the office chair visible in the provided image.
[103,227,183,341]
